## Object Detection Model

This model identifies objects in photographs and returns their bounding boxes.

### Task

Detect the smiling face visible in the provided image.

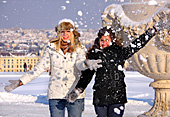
[99,35,112,49]
[60,30,72,42]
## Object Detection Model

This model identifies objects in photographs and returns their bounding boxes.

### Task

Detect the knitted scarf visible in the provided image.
[60,40,73,55]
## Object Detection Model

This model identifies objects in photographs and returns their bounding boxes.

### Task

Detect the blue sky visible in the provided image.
[0,0,130,29]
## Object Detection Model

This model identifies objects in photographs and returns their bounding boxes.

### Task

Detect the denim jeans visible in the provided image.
[49,98,84,117]
[94,103,125,117]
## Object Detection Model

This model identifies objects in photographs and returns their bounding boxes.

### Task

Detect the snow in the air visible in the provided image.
[114,108,121,114]
[66,0,70,4]
[104,31,110,36]
[1,0,170,116]
[61,6,66,11]
[1,1,7,3]
[118,65,125,71]
[139,54,147,62]
[78,11,83,17]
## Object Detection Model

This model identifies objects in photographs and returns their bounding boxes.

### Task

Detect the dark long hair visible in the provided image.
[86,26,122,58]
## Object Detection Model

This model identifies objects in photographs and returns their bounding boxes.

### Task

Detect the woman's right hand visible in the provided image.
[4,80,22,92]
[67,88,82,103]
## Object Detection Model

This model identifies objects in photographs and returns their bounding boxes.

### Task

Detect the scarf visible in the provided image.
[60,40,73,55]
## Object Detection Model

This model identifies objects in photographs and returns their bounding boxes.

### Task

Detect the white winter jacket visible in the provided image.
[20,43,87,99]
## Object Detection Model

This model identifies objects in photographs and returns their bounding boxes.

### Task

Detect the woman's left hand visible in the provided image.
[85,59,102,71]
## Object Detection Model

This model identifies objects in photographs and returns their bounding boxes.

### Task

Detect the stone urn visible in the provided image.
[102,0,170,116]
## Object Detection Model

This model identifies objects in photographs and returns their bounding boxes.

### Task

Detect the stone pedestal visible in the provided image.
[138,80,170,117]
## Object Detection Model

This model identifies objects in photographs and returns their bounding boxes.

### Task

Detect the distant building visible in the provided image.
[0,52,40,72]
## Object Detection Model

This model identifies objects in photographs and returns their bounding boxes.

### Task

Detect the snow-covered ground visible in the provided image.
[0,71,154,117]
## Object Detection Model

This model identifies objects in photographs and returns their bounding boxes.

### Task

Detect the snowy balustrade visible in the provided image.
[102,0,170,117]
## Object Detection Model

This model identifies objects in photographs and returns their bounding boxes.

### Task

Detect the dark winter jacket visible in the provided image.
[76,28,156,106]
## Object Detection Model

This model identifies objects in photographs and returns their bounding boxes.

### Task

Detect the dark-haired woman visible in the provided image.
[67,26,157,117]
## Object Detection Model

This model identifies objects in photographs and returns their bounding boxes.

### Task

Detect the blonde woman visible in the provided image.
[4,19,102,117]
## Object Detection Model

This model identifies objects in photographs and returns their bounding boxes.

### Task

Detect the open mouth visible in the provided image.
[101,46,106,49]
[63,37,69,40]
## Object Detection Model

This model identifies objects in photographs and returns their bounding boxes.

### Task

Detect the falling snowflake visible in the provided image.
[114,108,120,114]
[104,31,110,36]
[120,106,124,110]
[61,6,66,11]
[120,0,124,2]
[78,21,83,25]
[101,14,107,18]
[78,11,83,16]
[70,28,73,31]
[130,43,136,47]
[118,65,125,71]
[106,26,111,29]
[2,1,7,3]
[67,40,70,43]
[139,55,147,62]
[145,35,149,40]
[137,43,141,47]
[66,0,70,4]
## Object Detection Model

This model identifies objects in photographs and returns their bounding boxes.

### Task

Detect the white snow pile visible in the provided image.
[0,92,149,105]
[0,71,155,116]
[128,100,149,105]
[132,93,150,99]
[0,92,37,103]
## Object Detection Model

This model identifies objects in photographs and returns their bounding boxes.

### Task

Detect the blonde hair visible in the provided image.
[49,22,81,52]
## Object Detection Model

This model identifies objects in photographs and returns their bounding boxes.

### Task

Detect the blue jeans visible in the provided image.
[49,99,84,117]
[94,104,125,117]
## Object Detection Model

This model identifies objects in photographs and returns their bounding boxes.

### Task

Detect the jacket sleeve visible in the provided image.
[123,27,156,60]
[20,46,50,85]
[75,69,95,92]
[75,45,88,70]
[75,50,97,92]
